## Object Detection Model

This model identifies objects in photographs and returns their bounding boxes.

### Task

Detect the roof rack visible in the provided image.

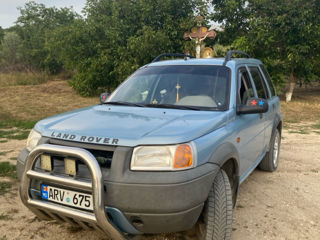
[223,50,251,66]
[152,53,195,63]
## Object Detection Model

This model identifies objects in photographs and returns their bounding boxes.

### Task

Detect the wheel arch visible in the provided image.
[273,114,283,136]
[208,142,240,207]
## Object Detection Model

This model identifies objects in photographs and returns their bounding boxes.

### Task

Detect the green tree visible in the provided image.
[48,0,204,96]
[15,1,78,73]
[212,0,320,102]
[0,32,23,71]
[211,0,248,45]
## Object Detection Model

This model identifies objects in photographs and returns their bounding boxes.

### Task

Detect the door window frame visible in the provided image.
[236,66,256,105]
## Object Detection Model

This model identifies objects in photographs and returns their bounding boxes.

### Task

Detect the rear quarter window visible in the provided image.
[249,66,269,99]
[260,64,276,96]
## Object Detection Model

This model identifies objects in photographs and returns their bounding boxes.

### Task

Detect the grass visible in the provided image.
[0,213,11,221]
[312,124,320,129]
[0,182,12,195]
[288,129,309,135]
[0,150,13,156]
[0,80,97,125]
[0,78,96,143]
[0,107,35,141]
[0,72,49,87]
[0,79,99,143]
[0,162,17,178]
[281,86,320,125]
[0,129,30,140]
[0,119,36,130]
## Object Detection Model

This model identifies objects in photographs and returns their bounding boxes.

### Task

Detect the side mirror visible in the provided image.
[237,98,268,114]
[100,92,110,104]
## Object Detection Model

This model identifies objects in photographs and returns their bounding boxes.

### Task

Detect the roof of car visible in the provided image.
[147,58,263,68]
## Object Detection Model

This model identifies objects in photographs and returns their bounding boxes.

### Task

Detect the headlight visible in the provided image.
[131,143,196,171]
[26,129,42,151]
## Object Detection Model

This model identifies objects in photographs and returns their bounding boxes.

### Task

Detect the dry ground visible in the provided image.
[0,81,319,239]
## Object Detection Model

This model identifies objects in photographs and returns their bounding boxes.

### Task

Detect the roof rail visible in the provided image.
[152,53,195,63]
[223,50,251,66]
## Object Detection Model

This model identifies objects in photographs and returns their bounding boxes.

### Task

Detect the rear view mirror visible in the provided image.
[237,98,268,114]
[100,92,110,104]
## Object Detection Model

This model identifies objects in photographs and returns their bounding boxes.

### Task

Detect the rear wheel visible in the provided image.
[259,128,281,172]
[196,169,233,240]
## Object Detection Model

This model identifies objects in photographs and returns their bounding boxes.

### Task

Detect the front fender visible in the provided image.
[208,142,239,170]
[208,142,240,207]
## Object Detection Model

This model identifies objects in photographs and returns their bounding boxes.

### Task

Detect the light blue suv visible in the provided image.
[18,51,282,240]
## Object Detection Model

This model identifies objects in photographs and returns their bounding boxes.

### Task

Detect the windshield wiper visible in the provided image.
[103,101,145,107]
[145,103,201,111]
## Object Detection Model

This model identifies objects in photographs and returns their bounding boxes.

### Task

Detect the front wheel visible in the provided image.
[259,128,281,172]
[196,169,233,240]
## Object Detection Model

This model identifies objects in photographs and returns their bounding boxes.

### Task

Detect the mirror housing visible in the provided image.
[237,98,268,114]
[100,92,110,104]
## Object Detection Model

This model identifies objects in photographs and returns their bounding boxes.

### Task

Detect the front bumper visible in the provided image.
[18,143,219,235]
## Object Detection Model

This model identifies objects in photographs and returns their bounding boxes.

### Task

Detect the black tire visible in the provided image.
[259,128,281,172]
[197,169,233,240]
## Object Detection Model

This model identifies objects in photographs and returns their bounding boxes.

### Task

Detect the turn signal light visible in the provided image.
[174,144,193,169]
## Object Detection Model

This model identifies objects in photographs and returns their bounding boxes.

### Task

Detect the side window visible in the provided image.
[249,67,269,99]
[238,68,254,104]
[260,64,276,96]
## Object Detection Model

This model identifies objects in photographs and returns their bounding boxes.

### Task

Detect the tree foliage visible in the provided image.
[1,0,319,99]
[47,0,204,96]
[212,0,320,100]
[0,32,23,70]
[14,1,78,73]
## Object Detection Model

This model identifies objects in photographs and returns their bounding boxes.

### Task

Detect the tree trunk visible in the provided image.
[285,68,297,103]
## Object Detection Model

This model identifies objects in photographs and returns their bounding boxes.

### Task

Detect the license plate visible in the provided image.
[41,185,93,210]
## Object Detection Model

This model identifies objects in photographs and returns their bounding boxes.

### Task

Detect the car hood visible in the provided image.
[35,105,228,147]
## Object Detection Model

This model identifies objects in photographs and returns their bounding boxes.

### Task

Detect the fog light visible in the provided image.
[41,155,52,171]
[65,158,77,176]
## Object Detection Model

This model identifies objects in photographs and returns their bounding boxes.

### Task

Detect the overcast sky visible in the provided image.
[0,0,87,28]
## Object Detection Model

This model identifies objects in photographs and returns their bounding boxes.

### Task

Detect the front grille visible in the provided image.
[88,149,112,168]
[48,138,115,169]
[31,138,115,181]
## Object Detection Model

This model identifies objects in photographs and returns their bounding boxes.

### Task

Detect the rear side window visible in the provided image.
[249,67,269,99]
[238,68,254,104]
[260,64,276,96]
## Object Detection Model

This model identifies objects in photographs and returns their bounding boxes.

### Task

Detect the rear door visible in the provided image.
[247,65,271,153]
[259,64,279,146]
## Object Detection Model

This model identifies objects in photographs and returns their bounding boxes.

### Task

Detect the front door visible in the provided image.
[235,67,265,180]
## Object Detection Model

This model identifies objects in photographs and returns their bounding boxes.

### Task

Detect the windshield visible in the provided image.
[108,65,230,110]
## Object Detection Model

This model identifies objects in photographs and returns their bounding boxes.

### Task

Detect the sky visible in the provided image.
[0,0,87,28]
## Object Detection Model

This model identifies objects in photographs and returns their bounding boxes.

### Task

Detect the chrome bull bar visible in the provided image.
[19,144,126,240]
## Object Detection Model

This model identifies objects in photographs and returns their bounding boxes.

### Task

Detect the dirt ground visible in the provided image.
[0,128,319,240]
